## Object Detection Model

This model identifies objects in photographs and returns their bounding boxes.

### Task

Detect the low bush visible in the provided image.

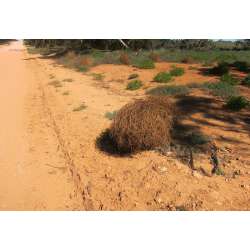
[220,73,238,85]
[233,61,249,73]
[209,62,230,76]
[242,74,250,86]
[154,72,172,83]
[133,59,155,69]
[226,96,249,111]
[126,80,142,90]
[148,85,190,96]
[203,81,238,99]
[170,66,185,77]
[109,96,174,153]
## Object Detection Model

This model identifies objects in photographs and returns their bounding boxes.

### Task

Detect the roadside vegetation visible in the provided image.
[126,80,142,90]
[154,72,172,83]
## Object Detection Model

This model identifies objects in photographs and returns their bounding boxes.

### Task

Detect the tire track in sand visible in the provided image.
[26,56,94,210]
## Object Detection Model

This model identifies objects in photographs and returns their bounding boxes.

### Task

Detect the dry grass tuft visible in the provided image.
[109,96,174,153]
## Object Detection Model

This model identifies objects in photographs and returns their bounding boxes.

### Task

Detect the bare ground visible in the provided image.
[0,41,249,210]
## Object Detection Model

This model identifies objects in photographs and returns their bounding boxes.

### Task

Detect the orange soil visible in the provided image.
[0,41,249,210]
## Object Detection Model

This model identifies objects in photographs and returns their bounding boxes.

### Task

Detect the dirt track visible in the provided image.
[0,41,249,210]
[0,41,82,210]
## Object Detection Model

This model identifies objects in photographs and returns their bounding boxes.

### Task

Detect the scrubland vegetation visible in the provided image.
[25,39,250,181]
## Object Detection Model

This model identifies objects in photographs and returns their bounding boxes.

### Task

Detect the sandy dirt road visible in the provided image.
[0,41,82,210]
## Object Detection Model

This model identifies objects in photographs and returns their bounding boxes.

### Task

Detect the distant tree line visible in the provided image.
[0,39,16,45]
[23,39,250,52]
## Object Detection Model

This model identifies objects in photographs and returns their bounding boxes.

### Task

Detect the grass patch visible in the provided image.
[128,73,139,80]
[73,103,87,112]
[148,85,190,96]
[226,96,249,111]
[91,73,105,81]
[105,111,118,120]
[170,66,185,76]
[220,73,239,85]
[133,59,155,69]
[154,72,172,83]
[242,74,250,86]
[126,80,142,90]
[203,81,238,99]
[48,80,62,88]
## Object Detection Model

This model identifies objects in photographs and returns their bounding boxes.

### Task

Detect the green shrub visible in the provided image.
[226,96,249,111]
[126,80,142,90]
[128,73,139,80]
[242,74,250,86]
[154,72,172,83]
[148,85,190,96]
[204,81,238,99]
[209,62,229,76]
[220,73,238,85]
[170,66,185,76]
[134,59,155,69]
[105,111,118,120]
[233,61,249,73]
